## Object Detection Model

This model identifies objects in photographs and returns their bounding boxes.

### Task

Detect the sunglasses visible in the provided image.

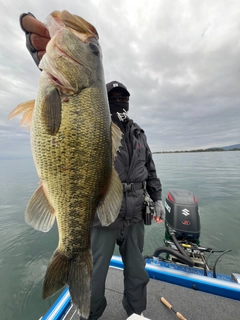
[109,95,129,103]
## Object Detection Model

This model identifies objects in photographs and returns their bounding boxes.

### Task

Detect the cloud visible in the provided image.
[0,0,239,158]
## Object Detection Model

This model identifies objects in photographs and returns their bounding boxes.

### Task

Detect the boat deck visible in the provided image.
[61,267,240,320]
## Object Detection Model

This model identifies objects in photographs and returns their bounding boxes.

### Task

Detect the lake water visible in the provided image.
[1,151,240,320]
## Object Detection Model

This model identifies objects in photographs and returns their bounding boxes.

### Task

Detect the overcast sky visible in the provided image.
[0,0,239,158]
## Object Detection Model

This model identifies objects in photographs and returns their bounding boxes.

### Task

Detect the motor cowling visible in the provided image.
[165,189,200,242]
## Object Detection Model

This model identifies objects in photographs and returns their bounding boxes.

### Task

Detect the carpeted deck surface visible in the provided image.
[65,267,240,320]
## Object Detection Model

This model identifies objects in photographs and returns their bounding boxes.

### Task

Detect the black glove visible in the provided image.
[19,12,40,67]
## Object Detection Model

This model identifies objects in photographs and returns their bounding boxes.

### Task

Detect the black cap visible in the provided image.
[106,81,130,96]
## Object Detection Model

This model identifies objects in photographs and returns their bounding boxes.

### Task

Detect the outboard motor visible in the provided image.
[152,189,232,271]
[165,189,200,242]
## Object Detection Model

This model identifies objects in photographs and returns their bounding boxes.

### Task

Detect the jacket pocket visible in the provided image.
[137,146,146,161]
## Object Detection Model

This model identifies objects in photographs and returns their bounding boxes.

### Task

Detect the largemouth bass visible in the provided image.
[9,10,123,318]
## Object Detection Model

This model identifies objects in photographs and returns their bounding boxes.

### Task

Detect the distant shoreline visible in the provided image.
[153,148,240,154]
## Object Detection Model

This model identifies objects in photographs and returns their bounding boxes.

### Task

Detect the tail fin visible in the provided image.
[42,249,92,318]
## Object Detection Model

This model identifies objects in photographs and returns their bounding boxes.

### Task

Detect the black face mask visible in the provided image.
[109,102,129,114]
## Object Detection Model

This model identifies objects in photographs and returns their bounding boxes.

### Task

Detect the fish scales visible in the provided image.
[32,86,112,253]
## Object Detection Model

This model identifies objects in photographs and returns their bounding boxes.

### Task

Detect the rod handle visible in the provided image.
[160,297,172,309]
[160,297,187,320]
[176,312,187,320]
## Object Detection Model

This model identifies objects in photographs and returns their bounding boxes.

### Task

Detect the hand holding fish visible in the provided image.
[20,13,50,65]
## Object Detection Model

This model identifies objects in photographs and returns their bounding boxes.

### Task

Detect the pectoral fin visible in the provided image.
[25,183,55,232]
[41,87,62,135]
[8,100,35,129]
[96,121,123,226]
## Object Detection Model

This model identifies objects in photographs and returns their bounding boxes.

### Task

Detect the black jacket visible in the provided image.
[93,119,162,229]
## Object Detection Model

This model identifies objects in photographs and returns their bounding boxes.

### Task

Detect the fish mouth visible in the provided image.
[57,10,98,41]
[39,10,98,93]
[46,10,98,44]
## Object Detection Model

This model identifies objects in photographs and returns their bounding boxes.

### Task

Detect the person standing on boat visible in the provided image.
[20,13,166,320]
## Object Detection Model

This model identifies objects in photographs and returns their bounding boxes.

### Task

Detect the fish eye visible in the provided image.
[89,42,99,55]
